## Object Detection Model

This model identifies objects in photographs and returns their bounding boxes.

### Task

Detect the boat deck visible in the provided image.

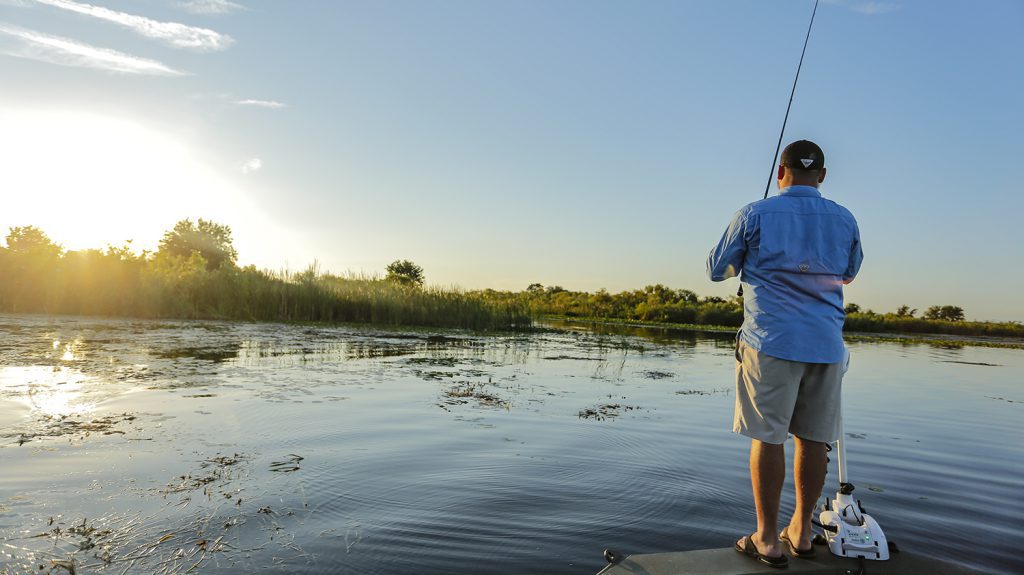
[594,547,976,575]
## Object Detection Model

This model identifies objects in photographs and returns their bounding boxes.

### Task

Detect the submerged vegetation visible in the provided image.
[0,223,527,330]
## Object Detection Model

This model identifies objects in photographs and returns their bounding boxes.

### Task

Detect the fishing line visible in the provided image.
[763,0,820,199]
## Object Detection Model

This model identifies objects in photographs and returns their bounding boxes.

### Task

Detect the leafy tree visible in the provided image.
[675,289,699,304]
[145,250,212,315]
[923,305,965,322]
[1,226,63,311]
[106,240,144,262]
[643,284,674,304]
[386,259,425,287]
[895,305,917,318]
[5,226,62,259]
[157,219,238,271]
[526,283,544,294]
[844,303,861,314]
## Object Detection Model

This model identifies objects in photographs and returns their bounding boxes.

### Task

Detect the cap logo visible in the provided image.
[800,158,814,168]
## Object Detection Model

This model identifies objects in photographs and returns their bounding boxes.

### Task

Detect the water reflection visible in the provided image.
[232,334,492,368]
[0,315,1019,574]
[155,346,240,362]
[57,338,85,362]
[542,319,732,348]
[0,365,93,417]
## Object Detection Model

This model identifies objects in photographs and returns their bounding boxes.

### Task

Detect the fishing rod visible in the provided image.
[738,0,819,298]
[763,0,820,199]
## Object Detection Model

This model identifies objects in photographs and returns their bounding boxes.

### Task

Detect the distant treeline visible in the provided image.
[3,222,1021,338]
[0,223,527,330]
[471,284,1024,339]
[842,314,1023,338]
[473,284,744,327]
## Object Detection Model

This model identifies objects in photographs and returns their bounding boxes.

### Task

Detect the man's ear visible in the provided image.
[818,167,827,184]
[777,164,786,180]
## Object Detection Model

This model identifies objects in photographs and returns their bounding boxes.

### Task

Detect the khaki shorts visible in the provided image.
[733,338,842,444]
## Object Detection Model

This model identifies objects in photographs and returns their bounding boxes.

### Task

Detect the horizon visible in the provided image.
[1,218,1010,325]
[2,0,1022,322]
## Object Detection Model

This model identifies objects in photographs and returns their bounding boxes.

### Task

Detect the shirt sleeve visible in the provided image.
[707,209,747,281]
[843,218,863,284]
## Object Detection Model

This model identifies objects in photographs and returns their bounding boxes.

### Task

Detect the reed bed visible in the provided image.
[0,251,529,331]
[2,236,1018,337]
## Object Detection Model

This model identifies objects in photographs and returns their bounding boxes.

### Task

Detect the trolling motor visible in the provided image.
[818,430,890,560]
[817,349,890,560]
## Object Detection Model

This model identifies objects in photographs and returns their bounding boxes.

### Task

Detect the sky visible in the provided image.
[1,0,1022,321]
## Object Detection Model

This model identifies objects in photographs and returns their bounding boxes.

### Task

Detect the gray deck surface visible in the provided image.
[594,547,976,575]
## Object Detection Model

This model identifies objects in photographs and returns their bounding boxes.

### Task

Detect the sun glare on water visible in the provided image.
[0,365,94,418]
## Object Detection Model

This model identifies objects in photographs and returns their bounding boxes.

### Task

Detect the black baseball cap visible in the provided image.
[780,140,825,170]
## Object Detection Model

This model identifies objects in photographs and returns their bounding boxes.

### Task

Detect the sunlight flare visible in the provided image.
[0,365,94,418]
[0,108,301,266]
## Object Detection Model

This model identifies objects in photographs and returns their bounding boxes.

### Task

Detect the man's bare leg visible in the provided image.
[738,439,785,557]
[782,436,827,551]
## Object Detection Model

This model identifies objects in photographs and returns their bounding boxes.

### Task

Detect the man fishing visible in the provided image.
[707,140,863,568]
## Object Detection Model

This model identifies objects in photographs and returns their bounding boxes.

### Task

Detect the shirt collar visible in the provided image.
[779,185,821,198]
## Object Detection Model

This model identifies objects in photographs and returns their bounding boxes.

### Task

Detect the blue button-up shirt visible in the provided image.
[707,185,863,364]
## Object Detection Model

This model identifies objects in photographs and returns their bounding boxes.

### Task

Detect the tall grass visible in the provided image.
[2,227,1020,338]
[0,249,529,330]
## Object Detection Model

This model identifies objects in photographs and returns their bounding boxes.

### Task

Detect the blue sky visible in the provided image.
[1,0,1021,321]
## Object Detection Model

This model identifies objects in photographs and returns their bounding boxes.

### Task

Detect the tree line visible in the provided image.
[0,222,526,330]
[472,284,744,327]
[2,221,1019,338]
[471,284,1024,339]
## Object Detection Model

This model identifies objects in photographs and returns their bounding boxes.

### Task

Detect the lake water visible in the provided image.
[0,315,1020,574]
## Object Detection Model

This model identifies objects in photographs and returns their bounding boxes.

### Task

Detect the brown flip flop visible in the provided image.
[780,529,815,559]
[735,533,789,568]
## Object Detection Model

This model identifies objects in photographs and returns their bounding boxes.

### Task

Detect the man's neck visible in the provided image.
[779,178,820,189]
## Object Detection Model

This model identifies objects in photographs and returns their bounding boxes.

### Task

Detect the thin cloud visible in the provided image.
[823,0,899,15]
[0,23,186,75]
[235,99,287,109]
[178,0,244,15]
[240,158,263,174]
[33,0,234,51]
[852,2,899,15]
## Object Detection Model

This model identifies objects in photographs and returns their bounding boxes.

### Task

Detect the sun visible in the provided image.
[0,107,291,262]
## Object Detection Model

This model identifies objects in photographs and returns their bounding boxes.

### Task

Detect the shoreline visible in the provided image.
[2,311,1021,350]
[539,316,1024,350]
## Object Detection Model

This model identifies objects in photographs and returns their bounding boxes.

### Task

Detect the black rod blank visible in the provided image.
[763,0,821,199]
